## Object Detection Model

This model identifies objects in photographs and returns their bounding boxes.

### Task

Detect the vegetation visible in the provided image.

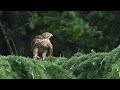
[1,11,120,57]
[0,44,120,79]
[1,11,120,79]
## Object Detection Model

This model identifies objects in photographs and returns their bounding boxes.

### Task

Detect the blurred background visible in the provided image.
[0,11,120,58]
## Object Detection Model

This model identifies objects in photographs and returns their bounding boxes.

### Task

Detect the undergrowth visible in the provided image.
[1,45,120,79]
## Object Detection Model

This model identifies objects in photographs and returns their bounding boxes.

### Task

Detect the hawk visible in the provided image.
[31,32,53,60]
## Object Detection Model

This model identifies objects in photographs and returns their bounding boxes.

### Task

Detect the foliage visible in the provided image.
[1,11,120,57]
[1,45,120,79]
[0,55,75,79]
[1,11,120,79]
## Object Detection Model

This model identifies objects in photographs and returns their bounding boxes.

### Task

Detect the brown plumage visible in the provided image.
[31,32,53,60]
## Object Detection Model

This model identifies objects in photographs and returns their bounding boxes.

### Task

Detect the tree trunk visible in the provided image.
[10,38,18,55]
[0,22,14,55]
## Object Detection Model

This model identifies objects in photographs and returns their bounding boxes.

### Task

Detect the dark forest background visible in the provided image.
[0,11,120,58]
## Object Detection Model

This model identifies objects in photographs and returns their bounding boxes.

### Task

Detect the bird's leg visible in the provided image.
[33,55,42,60]
[42,50,47,60]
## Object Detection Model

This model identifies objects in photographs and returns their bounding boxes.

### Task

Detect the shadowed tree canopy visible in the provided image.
[0,11,120,58]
